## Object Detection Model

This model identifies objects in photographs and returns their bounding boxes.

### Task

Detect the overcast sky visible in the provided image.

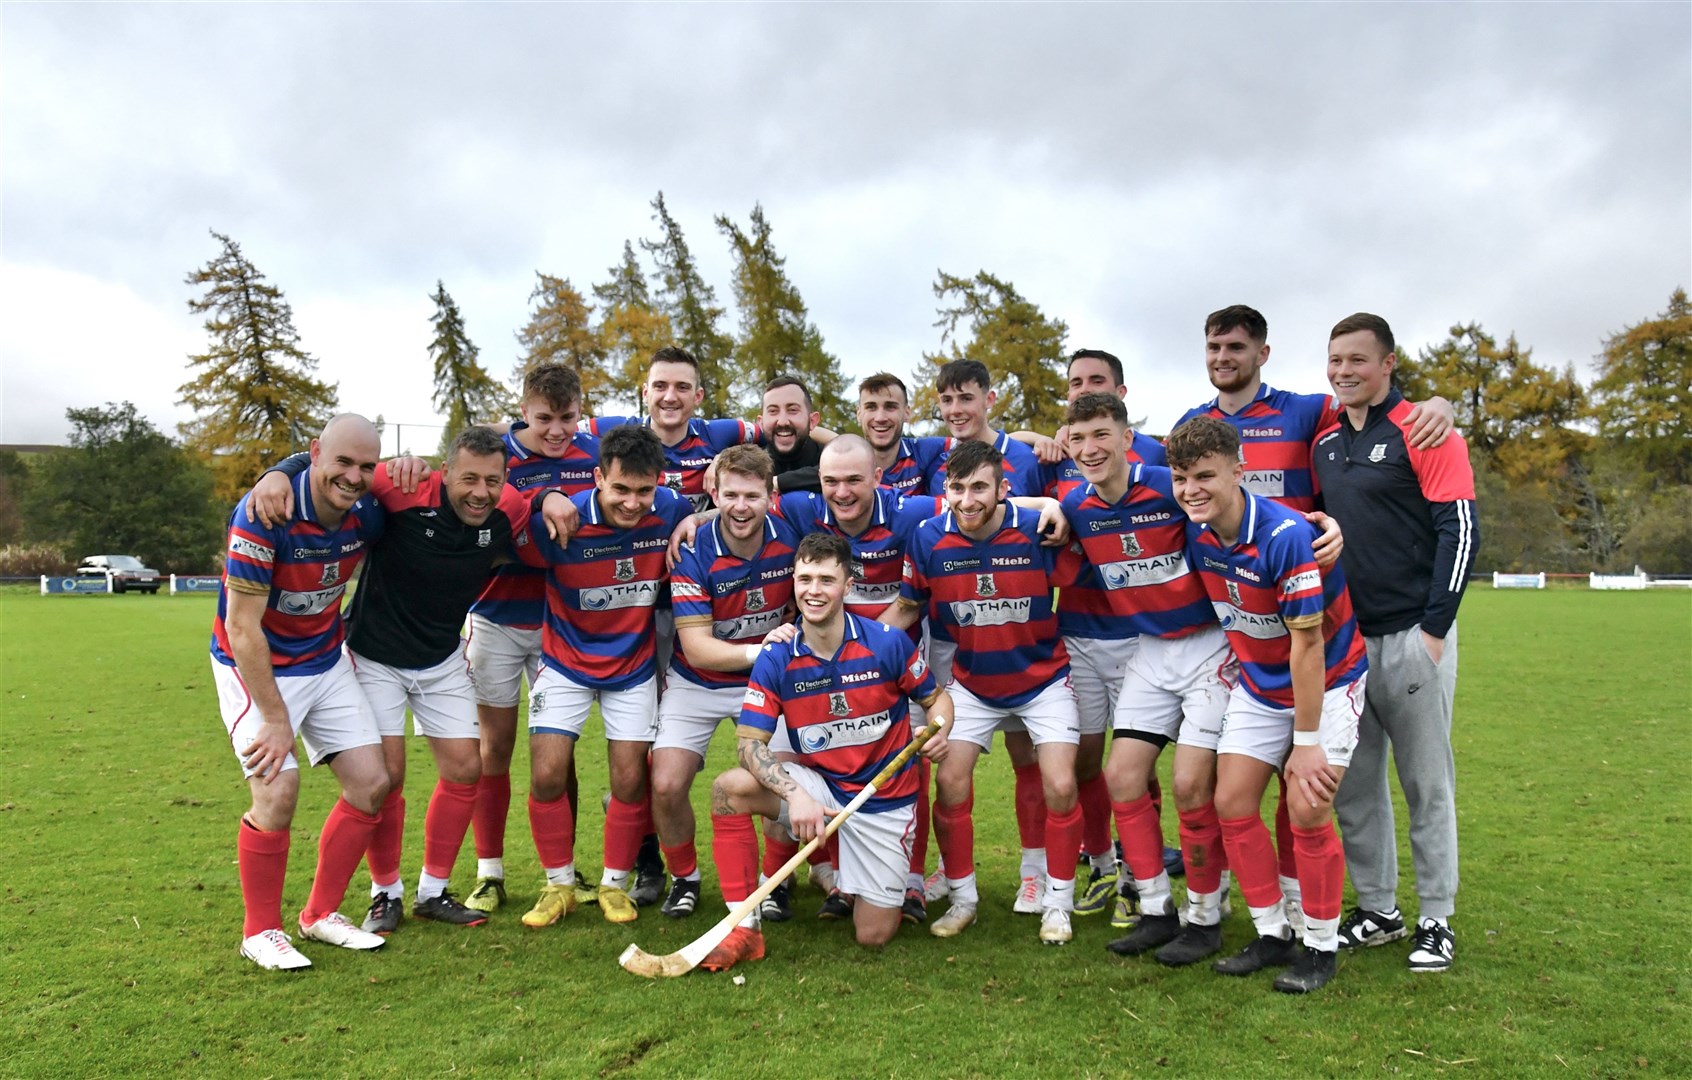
[3,4,1687,453]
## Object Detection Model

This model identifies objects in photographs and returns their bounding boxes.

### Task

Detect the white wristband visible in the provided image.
[744,644,762,665]
[1291,729,1319,747]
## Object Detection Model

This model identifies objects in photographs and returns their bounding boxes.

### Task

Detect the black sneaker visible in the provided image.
[630,837,667,907]
[818,889,853,920]
[661,878,701,919]
[1156,923,1223,967]
[1273,945,1338,993]
[901,889,927,925]
[413,892,488,926]
[1106,912,1181,956]
[1163,845,1185,878]
[1213,932,1300,976]
[1407,919,1455,972]
[759,881,794,923]
[362,893,403,936]
[1336,905,1407,949]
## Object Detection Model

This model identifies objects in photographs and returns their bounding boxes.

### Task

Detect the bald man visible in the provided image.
[212,414,394,970]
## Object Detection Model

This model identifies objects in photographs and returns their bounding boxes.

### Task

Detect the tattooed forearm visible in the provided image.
[739,737,799,800]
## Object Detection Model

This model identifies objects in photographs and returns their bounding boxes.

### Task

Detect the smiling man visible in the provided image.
[759,376,826,494]
[854,372,952,497]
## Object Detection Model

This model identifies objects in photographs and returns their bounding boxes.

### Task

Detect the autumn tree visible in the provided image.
[515,273,612,411]
[593,242,673,414]
[178,231,339,501]
[911,270,1069,434]
[715,203,850,428]
[643,192,736,417]
[1590,288,1692,486]
[428,281,509,455]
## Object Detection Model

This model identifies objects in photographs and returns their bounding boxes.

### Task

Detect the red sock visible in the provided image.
[1079,773,1111,857]
[1274,780,1299,879]
[825,832,840,868]
[1292,822,1344,921]
[237,819,290,938]
[528,793,575,870]
[1013,763,1044,849]
[807,843,831,868]
[1219,813,1281,909]
[366,787,405,888]
[639,787,657,836]
[603,796,645,875]
[422,779,477,881]
[762,830,799,879]
[661,841,698,879]
[1178,803,1227,895]
[472,772,511,861]
[711,813,759,903]
[302,798,380,926]
[1114,795,1165,882]
[909,757,932,873]
[1044,804,1083,886]
[932,788,976,878]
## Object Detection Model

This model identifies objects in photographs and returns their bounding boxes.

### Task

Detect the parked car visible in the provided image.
[76,554,161,594]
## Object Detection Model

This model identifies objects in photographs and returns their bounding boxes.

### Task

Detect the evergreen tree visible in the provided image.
[1590,288,1692,485]
[911,270,1069,434]
[642,192,736,417]
[715,204,850,428]
[593,242,673,414]
[178,231,339,502]
[429,281,509,455]
[515,273,612,411]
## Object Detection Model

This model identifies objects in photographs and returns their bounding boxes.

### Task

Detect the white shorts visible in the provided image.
[652,672,744,758]
[1217,675,1367,769]
[776,762,914,910]
[529,667,659,742]
[1064,635,1138,737]
[1114,626,1236,752]
[949,678,1081,753]
[214,654,380,777]
[352,644,480,741]
[465,615,541,708]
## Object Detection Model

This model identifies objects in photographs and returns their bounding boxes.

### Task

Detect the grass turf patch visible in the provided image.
[0,587,1687,1077]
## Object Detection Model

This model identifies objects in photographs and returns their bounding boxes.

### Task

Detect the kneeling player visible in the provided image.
[1170,416,1367,994]
[701,533,953,970]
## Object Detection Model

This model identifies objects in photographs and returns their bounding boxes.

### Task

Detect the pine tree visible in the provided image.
[1590,288,1692,485]
[715,204,850,428]
[593,242,674,415]
[178,231,339,501]
[642,192,736,417]
[428,281,509,455]
[910,271,1069,434]
[513,273,611,412]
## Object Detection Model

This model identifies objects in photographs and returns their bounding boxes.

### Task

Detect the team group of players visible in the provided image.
[211,305,1477,994]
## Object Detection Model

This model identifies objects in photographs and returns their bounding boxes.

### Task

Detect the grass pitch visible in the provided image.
[1,587,1688,1078]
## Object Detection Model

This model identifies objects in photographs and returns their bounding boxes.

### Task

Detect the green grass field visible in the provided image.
[2,587,1688,1078]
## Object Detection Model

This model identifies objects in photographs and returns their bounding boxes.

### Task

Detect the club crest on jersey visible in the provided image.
[1226,580,1242,607]
[477,528,491,548]
[975,574,996,598]
[664,471,684,490]
[850,560,864,581]
[320,562,341,587]
[1121,532,1143,558]
[745,587,766,612]
[1369,443,1388,463]
[614,558,636,582]
[829,692,850,718]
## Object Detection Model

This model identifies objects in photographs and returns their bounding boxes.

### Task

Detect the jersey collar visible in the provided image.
[793,610,863,659]
[704,513,778,560]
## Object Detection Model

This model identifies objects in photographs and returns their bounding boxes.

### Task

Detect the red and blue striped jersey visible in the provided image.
[1176,385,1338,513]
[590,415,761,512]
[1059,464,1214,641]
[926,430,1043,499]
[1038,432,1168,502]
[880,435,952,497]
[468,425,600,630]
[212,472,386,676]
[1042,433,1169,639]
[900,503,1069,708]
[519,485,694,690]
[1186,493,1366,708]
[670,514,804,690]
[738,613,939,812]
[775,490,943,625]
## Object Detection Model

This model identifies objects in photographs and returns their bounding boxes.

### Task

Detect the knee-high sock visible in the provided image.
[302,798,380,926]
[603,796,646,875]
[1178,803,1227,895]
[1274,778,1299,879]
[661,840,698,879]
[909,757,932,872]
[422,779,477,881]
[1044,804,1083,886]
[1080,772,1111,857]
[1219,813,1282,909]
[1114,795,1165,883]
[762,828,799,879]
[1293,822,1344,922]
[528,792,575,872]
[366,786,405,888]
[472,772,511,861]
[1013,763,1044,849]
[712,813,759,904]
[238,819,289,937]
[933,788,976,879]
